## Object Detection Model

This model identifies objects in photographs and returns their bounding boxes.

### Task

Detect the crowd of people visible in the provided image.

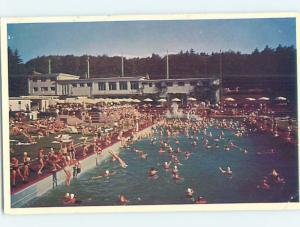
[10,102,156,189]
[9,99,296,206]
[85,116,289,206]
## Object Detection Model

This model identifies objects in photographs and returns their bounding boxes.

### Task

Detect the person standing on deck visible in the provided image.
[11,157,24,186]
[23,152,30,181]
[37,148,45,175]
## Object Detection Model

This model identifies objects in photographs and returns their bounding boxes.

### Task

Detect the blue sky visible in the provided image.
[8,18,296,63]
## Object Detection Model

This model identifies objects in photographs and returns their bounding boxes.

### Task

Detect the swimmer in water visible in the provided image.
[186,187,194,197]
[270,169,286,184]
[91,169,116,180]
[184,151,191,159]
[148,167,158,177]
[257,179,270,190]
[63,193,80,205]
[109,151,127,168]
[159,148,165,154]
[173,173,181,181]
[119,193,129,205]
[219,166,233,175]
[195,196,207,204]
[172,165,179,174]
[162,161,172,169]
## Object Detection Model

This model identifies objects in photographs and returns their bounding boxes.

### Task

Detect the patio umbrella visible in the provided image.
[275,96,287,101]
[158,98,167,102]
[258,97,270,101]
[171,98,181,102]
[143,98,153,102]
[187,97,197,101]
[224,97,235,102]
[133,99,141,103]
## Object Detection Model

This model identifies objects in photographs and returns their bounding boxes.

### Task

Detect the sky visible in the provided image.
[8,17,296,63]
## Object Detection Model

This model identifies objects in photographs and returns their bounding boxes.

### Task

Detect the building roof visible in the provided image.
[29,73,80,80]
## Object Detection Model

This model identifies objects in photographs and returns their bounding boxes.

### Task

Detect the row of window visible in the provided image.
[72,83,93,88]
[70,81,139,91]
[33,87,56,92]
[32,78,56,82]
[140,81,208,87]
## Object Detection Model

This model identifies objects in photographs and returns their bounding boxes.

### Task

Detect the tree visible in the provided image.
[8,47,25,74]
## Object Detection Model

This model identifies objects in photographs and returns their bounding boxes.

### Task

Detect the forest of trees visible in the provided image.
[9,45,296,79]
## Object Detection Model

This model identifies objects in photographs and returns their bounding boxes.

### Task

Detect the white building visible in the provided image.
[27,73,220,103]
[9,98,31,112]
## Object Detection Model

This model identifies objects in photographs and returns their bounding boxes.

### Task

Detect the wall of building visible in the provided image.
[29,79,57,96]
[9,99,31,111]
[26,75,220,103]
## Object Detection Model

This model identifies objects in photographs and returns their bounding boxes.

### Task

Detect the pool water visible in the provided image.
[23,122,299,207]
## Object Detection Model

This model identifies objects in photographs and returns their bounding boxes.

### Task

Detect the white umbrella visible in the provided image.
[126,98,135,103]
[143,98,153,102]
[245,97,256,101]
[172,98,181,102]
[133,99,141,103]
[187,97,197,101]
[158,98,167,102]
[224,97,235,102]
[258,97,270,101]
[275,96,287,101]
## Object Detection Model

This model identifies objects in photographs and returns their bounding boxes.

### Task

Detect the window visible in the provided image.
[119,81,128,90]
[87,83,92,87]
[130,81,139,90]
[80,83,85,87]
[149,83,153,87]
[33,87,38,92]
[98,82,106,91]
[190,81,197,86]
[178,82,185,86]
[142,82,148,86]
[166,82,173,87]
[50,78,56,81]
[41,87,48,92]
[41,78,47,82]
[109,82,117,90]
[203,81,209,86]
[72,83,77,87]
[50,87,55,91]
[155,82,161,88]
[32,78,38,82]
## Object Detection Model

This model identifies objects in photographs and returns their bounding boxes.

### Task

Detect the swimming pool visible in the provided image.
[22,119,299,207]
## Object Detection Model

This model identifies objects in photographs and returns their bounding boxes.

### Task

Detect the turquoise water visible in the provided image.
[22,123,298,207]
